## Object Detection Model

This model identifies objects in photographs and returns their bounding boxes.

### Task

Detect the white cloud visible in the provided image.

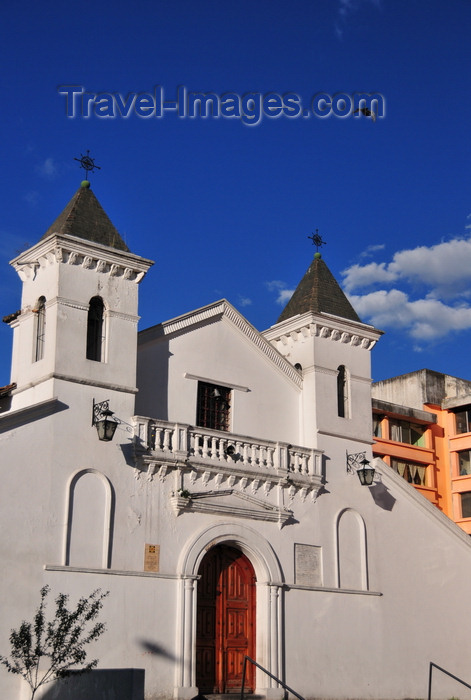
[359,243,386,259]
[343,236,471,299]
[335,0,381,38]
[270,231,471,347]
[349,289,471,342]
[277,289,294,305]
[338,0,357,17]
[343,233,471,345]
[23,190,40,206]
[37,157,57,179]
[266,280,294,306]
[238,295,252,307]
[389,238,471,296]
[343,261,398,293]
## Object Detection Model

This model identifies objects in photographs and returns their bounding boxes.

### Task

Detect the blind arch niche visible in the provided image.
[64,469,114,569]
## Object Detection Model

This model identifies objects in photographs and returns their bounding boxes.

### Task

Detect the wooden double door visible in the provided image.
[196,545,256,694]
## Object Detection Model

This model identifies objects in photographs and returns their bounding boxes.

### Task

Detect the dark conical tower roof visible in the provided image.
[41,183,130,252]
[277,254,361,324]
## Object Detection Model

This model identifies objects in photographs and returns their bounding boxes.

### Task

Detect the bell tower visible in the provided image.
[6,181,153,413]
[263,251,382,452]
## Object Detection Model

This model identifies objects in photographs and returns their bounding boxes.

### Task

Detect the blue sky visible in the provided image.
[1,0,470,387]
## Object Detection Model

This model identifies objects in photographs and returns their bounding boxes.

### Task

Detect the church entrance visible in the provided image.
[196,545,256,694]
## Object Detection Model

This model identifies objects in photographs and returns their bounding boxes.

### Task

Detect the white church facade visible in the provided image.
[1,182,471,700]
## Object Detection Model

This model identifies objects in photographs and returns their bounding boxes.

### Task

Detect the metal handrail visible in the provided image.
[240,656,305,700]
[427,662,471,700]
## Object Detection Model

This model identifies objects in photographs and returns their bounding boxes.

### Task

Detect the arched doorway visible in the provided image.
[196,544,256,694]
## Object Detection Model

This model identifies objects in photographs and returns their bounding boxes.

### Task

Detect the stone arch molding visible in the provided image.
[178,522,283,582]
[175,523,284,698]
[63,468,114,569]
[335,507,368,591]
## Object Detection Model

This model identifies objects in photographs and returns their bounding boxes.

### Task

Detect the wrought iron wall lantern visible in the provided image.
[92,399,119,442]
[346,451,375,486]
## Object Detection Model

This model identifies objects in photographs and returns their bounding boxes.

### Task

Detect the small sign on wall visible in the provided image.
[294,543,322,586]
[144,544,160,572]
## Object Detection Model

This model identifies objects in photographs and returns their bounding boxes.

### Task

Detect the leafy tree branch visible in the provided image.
[0,586,109,700]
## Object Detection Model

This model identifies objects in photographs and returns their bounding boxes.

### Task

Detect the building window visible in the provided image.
[86,296,104,362]
[458,450,471,476]
[460,492,471,518]
[337,365,349,418]
[34,296,46,362]
[373,415,383,438]
[389,420,425,446]
[391,459,427,486]
[197,382,231,432]
[455,407,471,434]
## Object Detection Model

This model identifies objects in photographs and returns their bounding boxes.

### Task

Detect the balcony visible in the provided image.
[133,417,324,524]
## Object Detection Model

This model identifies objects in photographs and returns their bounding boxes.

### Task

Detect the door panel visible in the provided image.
[196,551,218,692]
[196,545,255,693]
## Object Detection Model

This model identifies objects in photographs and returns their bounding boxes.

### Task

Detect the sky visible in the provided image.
[1,0,470,388]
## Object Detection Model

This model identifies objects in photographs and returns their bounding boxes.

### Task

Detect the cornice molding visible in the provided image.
[55,297,89,312]
[184,372,249,393]
[317,429,373,444]
[0,397,68,433]
[105,309,140,323]
[11,372,138,396]
[264,311,382,352]
[11,233,153,284]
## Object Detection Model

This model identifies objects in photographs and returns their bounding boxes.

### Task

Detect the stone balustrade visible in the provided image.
[134,417,322,481]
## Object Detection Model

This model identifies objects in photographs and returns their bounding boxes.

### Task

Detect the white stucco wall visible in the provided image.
[3,388,471,700]
[2,240,471,700]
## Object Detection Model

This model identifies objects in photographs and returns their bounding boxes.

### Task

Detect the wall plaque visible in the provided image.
[144,544,160,572]
[295,543,322,586]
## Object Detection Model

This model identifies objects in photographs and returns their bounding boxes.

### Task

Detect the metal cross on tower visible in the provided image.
[74,150,101,180]
[308,229,326,252]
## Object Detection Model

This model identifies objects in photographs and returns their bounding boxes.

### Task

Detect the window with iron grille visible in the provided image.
[197,382,231,432]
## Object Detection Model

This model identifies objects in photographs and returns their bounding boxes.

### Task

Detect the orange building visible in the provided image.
[372,369,471,534]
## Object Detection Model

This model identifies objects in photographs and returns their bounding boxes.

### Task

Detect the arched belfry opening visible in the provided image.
[196,544,256,694]
[86,296,105,361]
[33,296,46,362]
[337,364,349,418]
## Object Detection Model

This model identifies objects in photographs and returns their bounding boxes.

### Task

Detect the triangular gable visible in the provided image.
[139,299,302,388]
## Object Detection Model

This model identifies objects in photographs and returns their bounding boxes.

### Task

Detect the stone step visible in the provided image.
[202,695,264,700]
